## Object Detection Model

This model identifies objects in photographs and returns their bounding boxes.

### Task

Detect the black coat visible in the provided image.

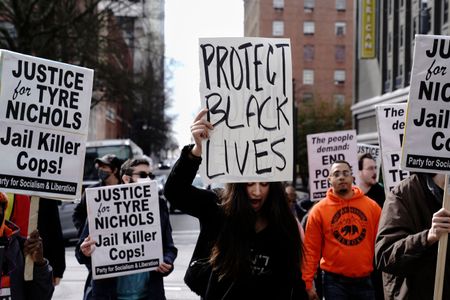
[164,145,307,300]
[38,198,66,279]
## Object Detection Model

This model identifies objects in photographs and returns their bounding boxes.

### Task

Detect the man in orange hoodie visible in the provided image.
[302,160,381,300]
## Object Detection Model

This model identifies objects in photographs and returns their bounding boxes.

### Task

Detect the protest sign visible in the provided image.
[401,34,450,300]
[198,37,293,183]
[0,50,93,200]
[401,35,450,173]
[357,143,380,162]
[307,130,358,201]
[376,103,410,193]
[86,181,162,280]
[357,143,381,181]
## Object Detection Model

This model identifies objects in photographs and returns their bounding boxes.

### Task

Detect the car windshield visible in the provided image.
[83,145,132,181]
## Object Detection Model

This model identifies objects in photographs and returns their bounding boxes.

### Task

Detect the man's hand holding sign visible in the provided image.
[401,35,450,300]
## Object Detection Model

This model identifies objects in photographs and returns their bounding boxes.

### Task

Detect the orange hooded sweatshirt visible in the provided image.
[302,186,381,290]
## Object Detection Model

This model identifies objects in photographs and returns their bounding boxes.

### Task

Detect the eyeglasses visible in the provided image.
[131,171,155,179]
[331,171,352,178]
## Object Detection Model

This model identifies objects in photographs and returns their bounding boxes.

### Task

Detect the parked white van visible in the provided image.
[83,139,143,188]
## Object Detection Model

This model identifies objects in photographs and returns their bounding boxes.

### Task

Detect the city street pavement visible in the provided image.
[53,214,200,300]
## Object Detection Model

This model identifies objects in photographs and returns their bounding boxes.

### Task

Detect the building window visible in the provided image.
[388,1,392,15]
[384,70,391,92]
[273,0,284,9]
[334,70,345,85]
[304,0,314,10]
[388,32,392,53]
[444,0,449,24]
[106,107,116,122]
[303,93,313,102]
[272,21,284,36]
[334,94,345,106]
[336,0,346,11]
[304,45,314,61]
[335,45,345,61]
[335,22,346,36]
[303,70,314,85]
[413,17,417,37]
[400,25,404,47]
[304,21,315,35]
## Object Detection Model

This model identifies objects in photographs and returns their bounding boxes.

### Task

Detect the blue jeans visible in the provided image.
[322,271,376,300]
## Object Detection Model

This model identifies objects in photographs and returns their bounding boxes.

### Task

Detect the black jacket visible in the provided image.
[164,145,307,300]
[72,182,102,237]
[38,198,66,279]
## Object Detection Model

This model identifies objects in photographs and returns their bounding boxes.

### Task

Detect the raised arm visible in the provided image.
[164,109,218,219]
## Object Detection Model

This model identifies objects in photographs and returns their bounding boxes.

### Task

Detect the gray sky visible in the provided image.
[165,0,244,147]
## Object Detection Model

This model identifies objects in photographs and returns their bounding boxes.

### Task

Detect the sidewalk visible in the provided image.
[53,247,87,299]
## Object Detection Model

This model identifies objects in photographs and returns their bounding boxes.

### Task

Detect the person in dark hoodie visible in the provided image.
[0,192,54,299]
[164,109,307,300]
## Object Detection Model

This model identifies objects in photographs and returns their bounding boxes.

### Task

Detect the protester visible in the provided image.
[72,154,122,237]
[0,192,54,299]
[72,153,123,297]
[357,153,385,300]
[375,173,450,299]
[76,157,177,300]
[6,194,66,286]
[302,160,381,300]
[164,109,307,299]
[285,184,313,225]
[358,153,386,207]
[285,184,303,221]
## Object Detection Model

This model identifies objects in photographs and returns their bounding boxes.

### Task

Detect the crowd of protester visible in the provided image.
[3,117,450,300]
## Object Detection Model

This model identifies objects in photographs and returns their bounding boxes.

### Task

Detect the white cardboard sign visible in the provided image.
[376,103,410,193]
[0,50,93,199]
[198,37,293,183]
[357,143,380,162]
[402,35,450,173]
[307,130,358,201]
[86,182,163,280]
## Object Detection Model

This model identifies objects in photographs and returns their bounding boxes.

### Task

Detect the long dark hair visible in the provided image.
[210,182,302,281]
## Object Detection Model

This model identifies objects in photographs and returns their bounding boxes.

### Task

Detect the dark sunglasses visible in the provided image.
[131,171,155,180]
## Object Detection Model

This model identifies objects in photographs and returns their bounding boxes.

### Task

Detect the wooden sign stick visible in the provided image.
[24,196,39,281]
[433,174,450,300]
